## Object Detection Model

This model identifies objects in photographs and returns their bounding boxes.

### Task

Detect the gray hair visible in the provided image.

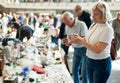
[62,12,74,20]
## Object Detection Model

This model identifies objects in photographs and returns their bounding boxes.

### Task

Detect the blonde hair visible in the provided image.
[92,1,112,22]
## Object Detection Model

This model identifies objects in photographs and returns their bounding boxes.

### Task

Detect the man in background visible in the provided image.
[74,4,92,29]
[112,12,120,51]
[10,22,34,42]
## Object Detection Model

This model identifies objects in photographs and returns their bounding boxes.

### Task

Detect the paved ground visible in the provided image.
[107,50,120,83]
[67,47,120,83]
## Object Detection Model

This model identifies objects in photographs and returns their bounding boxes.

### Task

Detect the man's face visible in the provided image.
[62,18,73,27]
[75,7,82,16]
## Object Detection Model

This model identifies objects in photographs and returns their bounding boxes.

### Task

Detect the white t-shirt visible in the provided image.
[85,22,114,60]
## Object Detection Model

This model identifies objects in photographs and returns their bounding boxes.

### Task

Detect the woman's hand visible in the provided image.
[70,33,82,44]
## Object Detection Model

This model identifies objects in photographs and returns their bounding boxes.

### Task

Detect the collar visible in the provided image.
[72,20,78,28]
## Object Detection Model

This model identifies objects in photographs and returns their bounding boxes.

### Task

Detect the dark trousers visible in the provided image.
[51,36,59,45]
[61,44,69,55]
[61,44,69,72]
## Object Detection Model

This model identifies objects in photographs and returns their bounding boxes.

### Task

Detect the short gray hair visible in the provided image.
[62,12,74,20]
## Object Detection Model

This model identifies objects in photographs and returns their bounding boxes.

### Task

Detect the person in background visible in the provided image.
[10,22,34,42]
[17,13,24,26]
[28,12,37,30]
[62,12,88,83]
[43,26,51,42]
[11,13,17,23]
[74,4,92,29]
[2,12,9,34]
[59,11,70,72]
[71,1,113,83]
[50,13,60,44]
[23,13,29,26]
[7,12,13,25]
[112,12,120,51]
[0,14,3,33]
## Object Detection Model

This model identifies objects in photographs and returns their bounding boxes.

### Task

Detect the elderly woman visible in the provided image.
[71,1,114,83]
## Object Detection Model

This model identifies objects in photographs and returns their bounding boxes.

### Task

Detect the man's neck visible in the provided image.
[70,20,75,28]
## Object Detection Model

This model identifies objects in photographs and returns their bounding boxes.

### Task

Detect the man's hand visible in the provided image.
[62,38,71,46]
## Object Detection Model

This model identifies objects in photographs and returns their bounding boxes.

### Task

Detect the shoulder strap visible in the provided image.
[89,23,96,30]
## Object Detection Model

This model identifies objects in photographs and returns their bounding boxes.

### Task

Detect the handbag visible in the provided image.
[110,39,117,60]
[0,59,4,76]
[0,50,4,76]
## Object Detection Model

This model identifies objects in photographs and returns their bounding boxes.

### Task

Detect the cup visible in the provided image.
[23,66,29,78]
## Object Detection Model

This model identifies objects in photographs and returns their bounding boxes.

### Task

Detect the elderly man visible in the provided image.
[61,12,88,83]
[74,4,92,29]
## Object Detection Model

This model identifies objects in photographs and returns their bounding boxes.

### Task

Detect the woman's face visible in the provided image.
[92,9,103,23]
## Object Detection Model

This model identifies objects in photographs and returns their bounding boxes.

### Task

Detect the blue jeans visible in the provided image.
[86,56,112,83]
[72,47,87,83]
[51,36,59,45]
[81,53,88,83]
